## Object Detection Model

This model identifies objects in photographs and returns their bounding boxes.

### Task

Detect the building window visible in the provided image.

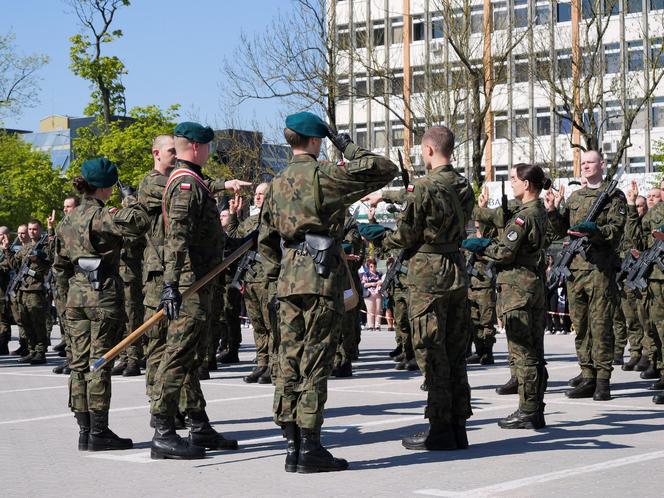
[604,43,620,74]
[651,38,664,67]
[355,23,367,49]
[535,1,551,25]
[628,156,646,173]
[515,0,529,28]
[536,108,551,136]
[494,111,508,140]
[413,15,425,41]
[431,15,444,39]
[355,77,367,97]
[390,17,403,44]
[557,2,572,22]
[582,0,596,18]
[627,0,642,13]
[652,97,664,127]
[391,74,404,95]
[412,72,426,94]
[372,77,385,95]
[372,21,385,47]
[557,49,573,79]
[392,127,405,147]
[515,55,529,83]
[355,128,368,148]
[557,107,573,134]
[494,61,508,85]
[471,5,484,33]
[628,41,644,71]
[373,128,387,148]
[605,0,619,15]
[605,102,622,131]
[514,110,530,138]
[651,0,664,10]
[338,25,350,50]
[536,54,551,80]
[337,78,350,100]
[493,2,509,31]
[633,104,648,129]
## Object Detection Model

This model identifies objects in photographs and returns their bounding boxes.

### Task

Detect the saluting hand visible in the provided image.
[225,179,252,193]
[478,185,489,208]
[229,194,243,215]
[626,180,638,206]
[47,209,56,230]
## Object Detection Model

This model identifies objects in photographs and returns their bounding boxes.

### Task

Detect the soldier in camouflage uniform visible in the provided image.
[366,126,472,451]
[259,112,396,472]
[0,226,12,355]
[546,150,626,401]
[227,183,272,384]
[624,181,664,403]
[465,164,551,429]
[8,219,50,364]
[53,157,150,451]
[151,122,249,460]
[217,207,242,364]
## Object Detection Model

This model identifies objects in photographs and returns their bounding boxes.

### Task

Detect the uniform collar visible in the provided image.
[176,159,203,175]
[290,153,318,163]
[82,195,105,207]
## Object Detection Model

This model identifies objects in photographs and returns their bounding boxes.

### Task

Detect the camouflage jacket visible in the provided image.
[162,160,226,287]
[138,168,171,277]
[381,165,467,318]
[228,211,264,283]
[433,164,475,225]
[52,196,150,308]
[119,235,146,284]
[483,198,548,290]
[258,143,397,306]
[0,248,12,298]
[625,201,664,280]
[548,181,626,271]
[10,238,51,293]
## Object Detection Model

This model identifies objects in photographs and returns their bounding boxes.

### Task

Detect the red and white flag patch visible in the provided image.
[180,183,191,190]
[514,217,525,226]
[407,185,414,192]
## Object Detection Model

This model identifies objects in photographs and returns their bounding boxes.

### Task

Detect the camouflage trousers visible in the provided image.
[393,286,412,357]
[468,286,497,347]
[66,305,123,412]
[273,294,341,430]
[117,278,145,365]
[335,305,359,365]
[16,290,48,355]
[646,280,664,371]
[497,282,547,413]
[220,284,242,351]
[244,281,272,368]
[614,287,647,359]
[410,288,472,424]
[204,282,224,366]
[54,294,71,360]
[9,297,27,347]
[567,269,617,381]
[0,299,11,345]
[149,284,208,417]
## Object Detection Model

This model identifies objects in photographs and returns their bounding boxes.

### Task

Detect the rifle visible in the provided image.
[380,249,410,298]
[547,166,625,290]
[116,179,136,200]
[231,250,258,291]
[615,250,638,290]
[625,238,664,291]
[397,149,409,189]
[7,232,49,299]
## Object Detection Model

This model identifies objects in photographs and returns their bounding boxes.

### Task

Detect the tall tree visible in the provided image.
[0,32,49,121]
[67,0,130,126]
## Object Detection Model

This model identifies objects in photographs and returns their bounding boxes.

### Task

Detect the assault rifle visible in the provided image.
[7,232,49,299]
[615,250,639,290]
[228,229,260,291]
[625,236,664,291]
[380,249,410,298]
[547,166,625,290]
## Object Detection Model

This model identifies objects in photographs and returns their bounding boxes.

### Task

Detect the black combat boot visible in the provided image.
[282,422,299,473]
[188,410,238,450]
[18,352,34,363]
[393,352,406,363]
[394,358,407,370]
[74,412,90,451]
[197,365,210,380]
[0,341,9,356]
[649,376,664,391]
[53,360,69,374]
[498,409,546,429]
[568,373,584,387]
[208,359,218,372]
[466,342,483,364]
[480,344,495,365]
[495,376,518,395]
[297,427,348,473]
[57,349,67,358]
[622,355,641,371]
[11,341,28,356]
[452,421,469,449]
[243,365,267,383]
[30,352,47,365]
[566,379,596,398]
[150,411,187,430]
[593,379,611,401]
[406,358,419,371]
[334,362,352,378]
[612,353,624,366]
[653,392,664,404]
[388,344,402,358]
[420,382,428,391]
[110,362,126,376]
[640,364,659,380]
[122,362,141,377]
[62,364,71,374]
[402,419,458,450]
[217,348,239,364]
[635,355,650,372]
[88,411,133,451]
[258,366,272,384]
[151,414,205,460]
[53,340,66,352]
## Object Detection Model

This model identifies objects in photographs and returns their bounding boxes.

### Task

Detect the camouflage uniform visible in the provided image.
[117,236,146,368]
[52,196,149,413]
[48,224,72,362]
[467,237,497,358]
[152,159,226,417]
[625,202,664,372]
[258,143,396,430]
[0,248,12,351]
[381,165,471,426]
[483,199,549,414]
[548,182,627,381]
[9,239,51,358]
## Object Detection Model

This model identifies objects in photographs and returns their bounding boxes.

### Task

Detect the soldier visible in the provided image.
[259,111,397,472]
[0,227,12,355]
[227,183,272,384]
[151,122,250,460]
[545,150,626,400]
[8,224,29,357]
[8,219,50,365]
[364,125,471,450]
[53,158,150,451]
[624,181,664,403]
[464,164,551,429]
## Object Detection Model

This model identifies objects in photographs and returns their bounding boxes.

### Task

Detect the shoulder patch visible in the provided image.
[180,183,191,190]
[337,160,346,167]
[506,230,519,242]
[407,185,414,192]
[514,217,525,226]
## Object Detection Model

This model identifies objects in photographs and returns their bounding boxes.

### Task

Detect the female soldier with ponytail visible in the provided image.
[462,163,551,429]
[53,158,149,451]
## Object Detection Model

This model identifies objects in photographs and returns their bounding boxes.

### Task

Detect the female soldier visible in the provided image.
[462,163,551,429]
[53,158,149,451]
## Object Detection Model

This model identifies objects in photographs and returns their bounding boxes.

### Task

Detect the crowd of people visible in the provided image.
[1,113,663,472]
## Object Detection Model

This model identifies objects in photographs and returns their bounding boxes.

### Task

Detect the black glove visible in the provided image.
[329,132,353,154]
[117,180,136,199]
[158,282,182,320]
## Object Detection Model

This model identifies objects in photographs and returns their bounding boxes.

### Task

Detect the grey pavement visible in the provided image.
[1,325,663,498]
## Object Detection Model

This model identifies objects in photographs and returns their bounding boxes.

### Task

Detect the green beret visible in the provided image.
[358,223,391,242]
[81,157,118,188]
[285,111,329,138]
[174,121,215,144]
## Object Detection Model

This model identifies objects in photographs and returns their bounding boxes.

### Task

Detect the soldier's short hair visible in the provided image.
[64,196,80,207]
[153,134,174,150]
[422,126,455,157]
[174,135,193,152]
[283,128,310,149]
[256,182,270,194]
[27,218,41,227]
[0,226,9,235]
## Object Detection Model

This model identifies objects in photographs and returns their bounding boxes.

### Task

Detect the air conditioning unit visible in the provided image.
[602,140,619,154]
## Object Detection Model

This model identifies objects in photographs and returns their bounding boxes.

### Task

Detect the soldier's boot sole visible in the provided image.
[498,416,546,430]
[652,393,664,404]
[189,432,239,450]
[648,378,664,390]
[150,446,206,460]
[565,380,596,399]
[466,354,481,364]
[88,434,133,451]
[296,454,349,473]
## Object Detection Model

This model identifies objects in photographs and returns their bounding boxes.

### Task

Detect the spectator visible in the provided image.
[361,258,382,331]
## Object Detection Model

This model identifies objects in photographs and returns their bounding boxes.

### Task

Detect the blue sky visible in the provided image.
[3,0,288,141]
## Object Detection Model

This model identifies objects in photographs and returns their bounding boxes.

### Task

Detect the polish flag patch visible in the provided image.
[515,217,525,226]
[407,185,414,192]
[180,183,191,190]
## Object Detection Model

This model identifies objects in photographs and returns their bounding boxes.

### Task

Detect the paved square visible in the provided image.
[1,326,663,498]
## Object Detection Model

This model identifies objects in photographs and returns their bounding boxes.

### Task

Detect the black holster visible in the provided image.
[304,233,336,278]
[75,257,103,291]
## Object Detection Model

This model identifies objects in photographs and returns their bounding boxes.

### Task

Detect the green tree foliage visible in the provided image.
[0,132,67,229]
